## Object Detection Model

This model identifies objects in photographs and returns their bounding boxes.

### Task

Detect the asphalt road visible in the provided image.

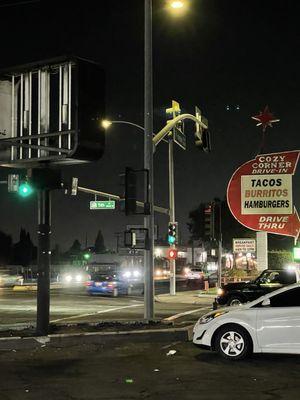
[1,340,300,400]
[0,282,211,327]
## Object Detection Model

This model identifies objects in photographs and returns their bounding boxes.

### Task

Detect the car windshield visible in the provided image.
[90,274,117,282]
[255,270,296,285]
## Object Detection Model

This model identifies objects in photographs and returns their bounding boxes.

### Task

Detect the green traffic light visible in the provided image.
[83,253,91,260]
[18,182,33,197]
[168,235,176,245]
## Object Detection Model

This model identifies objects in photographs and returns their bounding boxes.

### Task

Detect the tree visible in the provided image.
[268,250,293,270]
[13,228,36,267]
[68,239,82,256]
[0,230,12,265]
[94,229,106,253]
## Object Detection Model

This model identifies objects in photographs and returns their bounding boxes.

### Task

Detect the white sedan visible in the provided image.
[193,283,300,360]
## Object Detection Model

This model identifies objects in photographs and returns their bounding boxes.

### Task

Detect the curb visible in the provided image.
[13,283,65,291]
[0,325,194,351]
[13,285,37,291]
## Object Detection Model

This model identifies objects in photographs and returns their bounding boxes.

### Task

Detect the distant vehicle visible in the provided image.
[193,283,300,360]
[207,272,218,287]
[59,270,89,285]
[120,269,143,282]
[155,267,170,279]
[0,274,23,287]
[216,268,300,307]
[186,267,204,280]
[85,273,132,297]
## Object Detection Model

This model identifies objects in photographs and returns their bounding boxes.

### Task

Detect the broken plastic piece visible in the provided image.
[166,349,177,356]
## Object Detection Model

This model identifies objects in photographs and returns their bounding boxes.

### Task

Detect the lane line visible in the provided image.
[163,307,210,322]
[50,304,143,323]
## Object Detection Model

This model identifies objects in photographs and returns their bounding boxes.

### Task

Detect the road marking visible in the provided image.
[50,304,143,323]
[163,307,210,322]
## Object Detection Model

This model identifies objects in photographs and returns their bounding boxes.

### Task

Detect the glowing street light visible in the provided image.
[168,0,188,15]
[101,119,112,129]
[170,1,184,8]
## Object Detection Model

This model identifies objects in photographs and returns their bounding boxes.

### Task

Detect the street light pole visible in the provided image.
[217,201,223,288]
[169,137,176,295]
[144,0,154,320]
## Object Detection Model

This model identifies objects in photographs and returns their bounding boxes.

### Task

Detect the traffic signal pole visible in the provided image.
[36,188,51,335]
[144,0,155,320]
[169,137,176,295]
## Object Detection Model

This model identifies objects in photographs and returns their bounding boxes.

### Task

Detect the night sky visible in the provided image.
[0,0,299,251]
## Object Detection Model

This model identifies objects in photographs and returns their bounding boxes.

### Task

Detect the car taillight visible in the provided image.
[107,283,115,288]
[85,281,93,286]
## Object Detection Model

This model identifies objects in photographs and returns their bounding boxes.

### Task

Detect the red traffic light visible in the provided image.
[168,249,178,260]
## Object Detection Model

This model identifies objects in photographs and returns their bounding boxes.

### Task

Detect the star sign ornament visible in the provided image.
[251,106,280,132]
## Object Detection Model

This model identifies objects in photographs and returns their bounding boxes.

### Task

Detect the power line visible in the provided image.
[0,0,40,8]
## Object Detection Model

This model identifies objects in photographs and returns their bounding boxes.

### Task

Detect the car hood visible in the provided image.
[201,302,252,319]
[223,281,253,290]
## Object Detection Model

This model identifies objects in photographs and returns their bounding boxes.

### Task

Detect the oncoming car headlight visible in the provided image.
[64,274,72,283]
[198,311,228,325]
[217,288,224,296]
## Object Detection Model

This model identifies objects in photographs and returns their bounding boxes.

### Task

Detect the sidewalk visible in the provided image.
[155,290,215,305]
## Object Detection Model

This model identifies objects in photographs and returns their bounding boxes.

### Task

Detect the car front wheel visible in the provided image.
[227,296,243,307]
[215,325,252,360]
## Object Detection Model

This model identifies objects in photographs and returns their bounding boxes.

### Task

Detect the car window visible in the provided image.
[90,274,117,281]
[269,288,300,307]
[257,271,296,284]
[277,271,296,284]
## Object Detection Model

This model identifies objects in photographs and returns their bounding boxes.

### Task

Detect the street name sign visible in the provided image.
[227,150,300,239]
[90,200,115,210]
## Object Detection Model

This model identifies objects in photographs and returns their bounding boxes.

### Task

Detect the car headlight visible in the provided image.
[123,271,131,278]
[198,311,228,325]
[217,287,224,296]
[133,270,140,277]
[75,274,83,282]
[64,274,72,283]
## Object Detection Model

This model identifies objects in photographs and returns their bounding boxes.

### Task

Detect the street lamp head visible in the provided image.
[101,119,112,129]
[168,0,188,15]
[170,1,184,8]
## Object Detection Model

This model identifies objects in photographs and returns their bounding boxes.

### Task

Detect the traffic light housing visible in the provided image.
[168,222,178,245]
[125,167,137,216]
[204,203,214,239]
[195,106,211,153]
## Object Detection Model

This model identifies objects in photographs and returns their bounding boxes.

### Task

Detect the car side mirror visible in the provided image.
[261,298,270,307]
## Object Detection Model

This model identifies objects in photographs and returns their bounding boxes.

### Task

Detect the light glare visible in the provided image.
[171,1,184,8]
[102,119,112,129]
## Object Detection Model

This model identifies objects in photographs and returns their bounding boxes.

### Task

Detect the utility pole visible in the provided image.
[216,201,222,288]
[36,188,51,335]
[114,232,122,254]
[144,0,154,320]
